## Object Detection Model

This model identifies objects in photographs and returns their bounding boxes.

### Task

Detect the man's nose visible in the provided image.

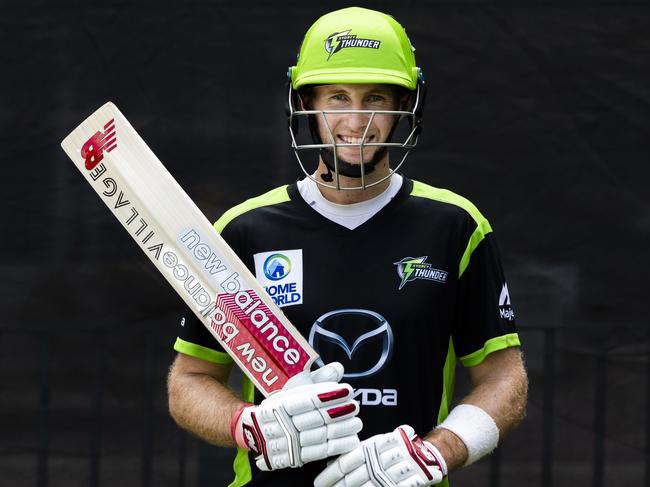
[346,106,371,132]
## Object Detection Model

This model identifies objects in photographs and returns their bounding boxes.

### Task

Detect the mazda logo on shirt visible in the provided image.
[308,309,393,378]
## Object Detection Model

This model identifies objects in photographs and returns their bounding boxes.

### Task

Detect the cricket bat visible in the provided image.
[61,102,318,397]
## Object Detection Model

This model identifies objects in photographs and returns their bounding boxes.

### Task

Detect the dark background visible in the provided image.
[1,0,649,486]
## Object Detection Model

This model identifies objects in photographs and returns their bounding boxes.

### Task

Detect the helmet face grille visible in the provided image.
[287,83,425,191]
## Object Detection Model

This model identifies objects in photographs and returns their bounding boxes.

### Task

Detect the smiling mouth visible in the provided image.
[337,134,375,144]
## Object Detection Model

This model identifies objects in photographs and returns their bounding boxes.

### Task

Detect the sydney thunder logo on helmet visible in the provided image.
[325,30,381,60]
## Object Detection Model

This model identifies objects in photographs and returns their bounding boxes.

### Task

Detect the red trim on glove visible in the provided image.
[230,402,253,447]
[251,410,272,470]
[317,388,349,402]
[399,427,434,481]
[326,403,356,419]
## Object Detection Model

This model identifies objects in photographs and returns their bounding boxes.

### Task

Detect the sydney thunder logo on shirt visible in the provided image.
[394,256,448,290]
[325,30,381,60]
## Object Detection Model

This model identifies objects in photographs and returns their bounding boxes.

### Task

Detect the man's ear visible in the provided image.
[298,86,316,110]
[399,91,413,111]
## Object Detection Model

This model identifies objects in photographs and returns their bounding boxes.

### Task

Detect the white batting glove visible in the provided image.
[230,362,362,471]
[314,425,447,487]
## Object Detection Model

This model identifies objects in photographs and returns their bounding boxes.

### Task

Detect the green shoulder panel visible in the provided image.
[410,180,493,278]
[410,180,486,224]
[214,185,291,233]
[458,219,492,278]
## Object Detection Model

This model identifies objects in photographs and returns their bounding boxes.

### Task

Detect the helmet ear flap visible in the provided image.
[289,89,300,134]
[286,68,301,134]
[411,69,427,137]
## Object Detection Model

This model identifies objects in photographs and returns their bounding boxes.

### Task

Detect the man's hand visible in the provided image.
[231,363,362,471]
[315,425,447,487]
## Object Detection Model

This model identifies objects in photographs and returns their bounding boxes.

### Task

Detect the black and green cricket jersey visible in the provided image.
[174,176,520,487]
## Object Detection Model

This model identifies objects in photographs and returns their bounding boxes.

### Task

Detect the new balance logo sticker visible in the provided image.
[499,283,515,321]
[394,256,448,290]
[81,118,117,170]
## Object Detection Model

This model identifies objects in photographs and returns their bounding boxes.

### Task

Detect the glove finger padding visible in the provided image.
[314,425,447,487]
[310,362,344,384]
[301,433,361,464]
[282,362,345,390]
[234,367,361,472]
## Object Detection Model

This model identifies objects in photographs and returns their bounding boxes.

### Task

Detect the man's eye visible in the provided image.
[331,94,348,101]
[367,95,386,103]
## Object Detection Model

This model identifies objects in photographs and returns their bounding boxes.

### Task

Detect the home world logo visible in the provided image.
[263,254,291,281]
[253,249,304,307]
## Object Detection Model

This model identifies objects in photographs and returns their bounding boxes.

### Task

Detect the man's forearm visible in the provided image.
[167,367,245,447]
[459,363,528,436]
[425,348,528,471]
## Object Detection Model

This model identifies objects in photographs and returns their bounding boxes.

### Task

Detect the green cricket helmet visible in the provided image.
[289,7,421,90]
[286,7,426,190]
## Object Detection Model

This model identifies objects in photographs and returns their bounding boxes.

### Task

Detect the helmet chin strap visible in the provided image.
[318,146,388,181]
[319,163,334,183]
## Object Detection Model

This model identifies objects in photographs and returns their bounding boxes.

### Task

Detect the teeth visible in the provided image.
[340,135,371,144]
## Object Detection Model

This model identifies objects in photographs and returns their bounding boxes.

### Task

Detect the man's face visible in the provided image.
[308,84,406,167]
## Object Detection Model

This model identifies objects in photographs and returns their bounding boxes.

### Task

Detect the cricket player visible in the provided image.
[167,7,528,486]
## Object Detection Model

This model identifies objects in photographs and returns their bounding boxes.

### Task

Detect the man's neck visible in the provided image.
[313,161,392,205]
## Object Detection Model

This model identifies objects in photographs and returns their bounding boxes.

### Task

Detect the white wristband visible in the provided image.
[436,404,499,467]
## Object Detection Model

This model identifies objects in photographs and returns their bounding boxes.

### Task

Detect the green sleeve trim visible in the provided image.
[173,338,234,364]
[458,218,493,278]
[409,180,492,278]
[459,333,521,367]
[228,377,256,487]
[214,185,291,233]
[437,337,457,425]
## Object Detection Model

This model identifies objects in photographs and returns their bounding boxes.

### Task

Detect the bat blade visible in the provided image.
[61,102,318,396]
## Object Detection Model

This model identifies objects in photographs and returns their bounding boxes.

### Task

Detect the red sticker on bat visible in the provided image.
[211,290,313,393]
[81,118,117,170]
